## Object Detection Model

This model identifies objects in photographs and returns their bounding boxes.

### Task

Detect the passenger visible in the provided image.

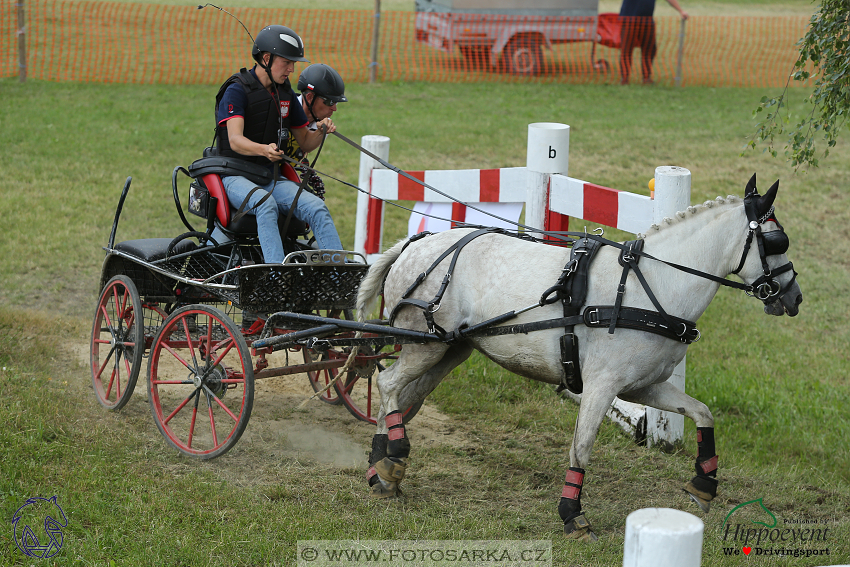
[214,25,343,263]
[281,63,349,201]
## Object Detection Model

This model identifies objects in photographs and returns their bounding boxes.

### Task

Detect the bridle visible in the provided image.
[731,190,797,304]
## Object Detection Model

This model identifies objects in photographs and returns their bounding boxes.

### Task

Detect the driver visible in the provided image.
[214,25,343,263]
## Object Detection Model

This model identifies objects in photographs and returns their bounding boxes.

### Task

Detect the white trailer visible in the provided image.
[414,0,607,75]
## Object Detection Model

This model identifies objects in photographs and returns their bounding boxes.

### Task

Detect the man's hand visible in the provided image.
[316,118,336,135]
[262,143,284,162]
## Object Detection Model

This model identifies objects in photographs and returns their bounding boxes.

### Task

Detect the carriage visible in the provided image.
[91,153,802,539]
[89,159,425,460]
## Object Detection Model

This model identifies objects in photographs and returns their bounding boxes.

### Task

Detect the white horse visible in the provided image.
[355,176,802,540]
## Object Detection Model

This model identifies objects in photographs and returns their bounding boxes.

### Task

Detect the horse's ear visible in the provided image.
[744,173,758,197]
[757,180,779,216]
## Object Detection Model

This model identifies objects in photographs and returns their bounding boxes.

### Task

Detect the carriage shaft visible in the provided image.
[253,358,343,380]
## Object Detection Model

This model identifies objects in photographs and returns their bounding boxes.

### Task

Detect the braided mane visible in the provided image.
[637,195,741,239]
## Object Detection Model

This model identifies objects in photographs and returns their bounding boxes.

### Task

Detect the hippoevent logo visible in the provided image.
[721,497,832,559]
[11,496,68,559]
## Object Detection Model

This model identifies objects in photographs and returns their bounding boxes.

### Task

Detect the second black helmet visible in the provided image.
[297,64,348,104]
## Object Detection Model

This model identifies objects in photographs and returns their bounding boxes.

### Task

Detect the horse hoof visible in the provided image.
[370,481,403,499]
[564,514,598,542]
[683,482,712,513]
[374,457,408,482]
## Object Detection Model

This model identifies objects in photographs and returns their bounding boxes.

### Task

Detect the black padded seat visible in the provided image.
[114,238,198,262]
[219,212,309,239]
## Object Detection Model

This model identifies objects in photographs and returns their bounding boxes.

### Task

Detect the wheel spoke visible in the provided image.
[159,342,195,374]
[105,364,118,400]
[113,284,128,320]
[204,385,239,422]
[163,388,200,426]
[206,393,219,447]
[113,352,123,398]
[183,317,200,370]
[123,309,137,337]
[187,393,201,449]
[340,373,359,395]
[366,375,373,419]
[208,337,235,369]
[99,305,116,340]
[95,345,117,381]
[121,349,133,384]
[187,407,198,449]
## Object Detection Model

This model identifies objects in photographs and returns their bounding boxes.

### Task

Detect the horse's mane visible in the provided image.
[636,195,741,239]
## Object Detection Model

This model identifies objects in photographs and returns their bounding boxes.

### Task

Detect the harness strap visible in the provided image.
[388,228,501,334]
[449,314,586,341]
[279,163,315,240]
[231,185,274,224]
[584,305,699,344]
[609,240,644,334]
[628,260,694,339]
[557,237,603,394]
[731,229,755,275]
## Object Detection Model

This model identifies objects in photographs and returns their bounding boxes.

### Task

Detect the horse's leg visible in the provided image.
[367,343,470,498]
[561,386,617,541]
[397,343,474,411]
[618,381,718,512]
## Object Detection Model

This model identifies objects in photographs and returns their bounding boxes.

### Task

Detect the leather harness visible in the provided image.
[390,230,703,396]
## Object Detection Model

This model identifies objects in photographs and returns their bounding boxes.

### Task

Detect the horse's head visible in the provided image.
[734,174,803,317]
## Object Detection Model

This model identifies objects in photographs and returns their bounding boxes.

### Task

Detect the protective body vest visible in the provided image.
[214,68,295,166]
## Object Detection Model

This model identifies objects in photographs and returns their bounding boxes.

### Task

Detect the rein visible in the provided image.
[290,130,796,308]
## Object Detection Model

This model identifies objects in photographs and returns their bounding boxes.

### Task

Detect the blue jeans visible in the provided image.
[217,175,343,264]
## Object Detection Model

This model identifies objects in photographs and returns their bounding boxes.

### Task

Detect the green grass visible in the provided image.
[1,77,849,565]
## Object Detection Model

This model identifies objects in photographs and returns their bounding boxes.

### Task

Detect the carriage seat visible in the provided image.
[197,164,309,239]
[114,238,197,262]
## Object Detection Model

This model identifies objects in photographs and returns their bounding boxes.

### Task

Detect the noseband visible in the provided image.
[731,194,797,303]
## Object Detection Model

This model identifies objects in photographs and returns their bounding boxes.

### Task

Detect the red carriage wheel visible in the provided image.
[90,275,145,410]
[303,348,343,405]
[147,305,253,459]
[302,309,346,405]
[334,344,422,426]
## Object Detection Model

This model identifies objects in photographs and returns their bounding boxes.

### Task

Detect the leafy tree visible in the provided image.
[745,0,849,169]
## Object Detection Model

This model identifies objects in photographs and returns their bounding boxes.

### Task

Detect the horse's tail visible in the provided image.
[356,238,409,323]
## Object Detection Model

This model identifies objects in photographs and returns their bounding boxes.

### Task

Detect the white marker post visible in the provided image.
[646,166,692,449]
[623,508,704,567]
[354,135,390,257]
[526,123,570,230]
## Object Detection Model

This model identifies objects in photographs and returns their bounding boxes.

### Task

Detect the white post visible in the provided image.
[646,166,692,449]
[623,508,704,567]
[354,135,390,258]
[526,123,570,230]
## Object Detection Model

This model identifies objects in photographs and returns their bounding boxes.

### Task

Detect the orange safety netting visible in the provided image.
[1,0,811,88]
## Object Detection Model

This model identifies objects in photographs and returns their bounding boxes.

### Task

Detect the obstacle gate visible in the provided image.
[352,124,691,448]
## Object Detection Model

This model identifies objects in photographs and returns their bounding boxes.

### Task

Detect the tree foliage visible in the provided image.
[746,0,849,169]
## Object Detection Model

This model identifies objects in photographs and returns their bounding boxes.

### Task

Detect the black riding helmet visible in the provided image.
[297,64,348,104]
[252,25,310,67]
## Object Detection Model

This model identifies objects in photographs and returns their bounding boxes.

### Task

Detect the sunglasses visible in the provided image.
[319,96,337,107]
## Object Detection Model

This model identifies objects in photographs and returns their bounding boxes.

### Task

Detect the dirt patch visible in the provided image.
[69,341,471,480]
